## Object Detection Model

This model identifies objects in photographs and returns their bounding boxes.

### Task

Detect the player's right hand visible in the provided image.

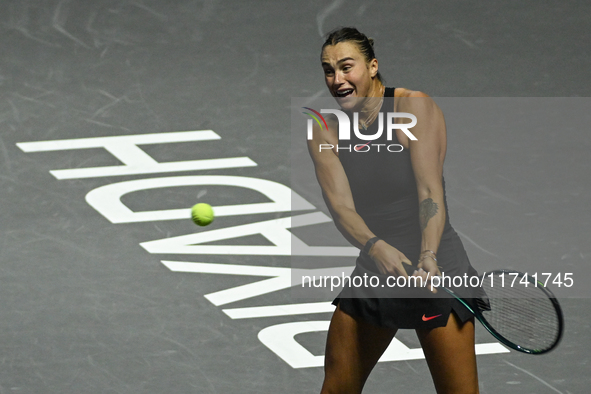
[368,240,412,278]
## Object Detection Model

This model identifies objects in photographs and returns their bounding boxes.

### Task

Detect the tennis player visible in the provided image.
[307,27,483,394]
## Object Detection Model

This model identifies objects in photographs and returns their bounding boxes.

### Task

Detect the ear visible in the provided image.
[369,58,379,78]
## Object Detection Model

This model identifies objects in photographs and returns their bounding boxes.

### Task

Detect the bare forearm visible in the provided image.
[418,194,445,258]
[326,202,376,250]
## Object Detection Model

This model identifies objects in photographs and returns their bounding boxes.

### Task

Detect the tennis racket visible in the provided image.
[439,269,564,355]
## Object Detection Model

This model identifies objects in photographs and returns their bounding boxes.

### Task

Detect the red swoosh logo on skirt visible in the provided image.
[422,314,442,321]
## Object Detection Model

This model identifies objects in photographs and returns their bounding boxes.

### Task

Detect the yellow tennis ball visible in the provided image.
[191,203,214,226]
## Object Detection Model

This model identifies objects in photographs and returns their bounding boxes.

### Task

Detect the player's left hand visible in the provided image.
[416,257,441,293]
[417,256,441,278]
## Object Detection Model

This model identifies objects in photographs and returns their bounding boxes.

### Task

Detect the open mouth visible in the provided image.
[335,89,354,97]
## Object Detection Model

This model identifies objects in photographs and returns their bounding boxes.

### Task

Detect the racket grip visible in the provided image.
[403,263,416,276]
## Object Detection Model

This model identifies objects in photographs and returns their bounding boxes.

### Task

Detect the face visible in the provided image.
[321,41,378,109]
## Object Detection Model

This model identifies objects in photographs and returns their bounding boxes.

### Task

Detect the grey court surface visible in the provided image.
[1,1,590,393]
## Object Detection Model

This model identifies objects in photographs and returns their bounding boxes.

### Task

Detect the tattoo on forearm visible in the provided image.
[419,198,439,232]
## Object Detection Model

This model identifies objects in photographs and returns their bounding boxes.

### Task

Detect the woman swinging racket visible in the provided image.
[307,27,483,394]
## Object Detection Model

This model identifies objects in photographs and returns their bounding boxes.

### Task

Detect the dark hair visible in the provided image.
[321,27,383,83]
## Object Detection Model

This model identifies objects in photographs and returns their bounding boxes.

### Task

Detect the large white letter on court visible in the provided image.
[85,175,315,223]
[16,131,256,179]
[140,212,359,256]
[258,321,509,368]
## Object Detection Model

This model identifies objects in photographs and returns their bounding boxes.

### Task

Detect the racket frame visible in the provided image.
[441,269,564,355]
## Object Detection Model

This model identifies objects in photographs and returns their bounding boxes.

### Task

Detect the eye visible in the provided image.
[323,68,334,76]
[342,65,352,72]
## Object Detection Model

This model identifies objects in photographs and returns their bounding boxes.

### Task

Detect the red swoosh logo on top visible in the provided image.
[422,314,442,321]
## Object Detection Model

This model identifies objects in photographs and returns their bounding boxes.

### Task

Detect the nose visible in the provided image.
[334,70,344,85]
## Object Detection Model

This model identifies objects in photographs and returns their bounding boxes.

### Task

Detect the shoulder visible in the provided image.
[394,87,429,98]
[394,87,442,119]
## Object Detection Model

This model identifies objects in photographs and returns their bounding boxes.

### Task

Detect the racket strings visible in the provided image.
[479,273,561,352]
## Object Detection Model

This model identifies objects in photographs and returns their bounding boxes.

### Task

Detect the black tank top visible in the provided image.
[338,87,452,252]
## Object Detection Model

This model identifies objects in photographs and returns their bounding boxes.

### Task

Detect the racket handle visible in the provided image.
[403,263,416,276]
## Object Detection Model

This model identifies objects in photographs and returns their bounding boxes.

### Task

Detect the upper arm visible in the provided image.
[402,91,447,197]
[306,122,357,216]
